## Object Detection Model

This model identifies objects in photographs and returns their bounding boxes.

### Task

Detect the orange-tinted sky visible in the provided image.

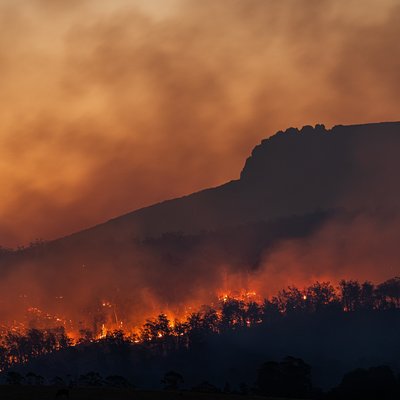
[1,0,400,247]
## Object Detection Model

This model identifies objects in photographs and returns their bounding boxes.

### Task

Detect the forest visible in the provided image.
[1,277,400,399]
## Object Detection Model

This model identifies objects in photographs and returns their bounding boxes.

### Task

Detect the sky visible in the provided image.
[1,0,400,247]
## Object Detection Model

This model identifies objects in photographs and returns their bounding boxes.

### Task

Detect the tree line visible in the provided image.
[1,277,400,372]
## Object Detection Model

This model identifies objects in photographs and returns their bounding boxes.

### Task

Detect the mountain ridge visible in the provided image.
[53,120,400,248]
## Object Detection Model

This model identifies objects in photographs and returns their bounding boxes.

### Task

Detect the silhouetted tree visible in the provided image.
[50,376,65,387]
[305,281,339,312]
[239,382,249,395]
[141,313,172,342]
[25,371,44,386]
[54,327,72,349]
[256,360,282,396]
[78,371,103,387]
[331,366,398,399]
[77,329,94,344]
[162,370,184,390]
[274,286,306,314]
[261,298,281,324]
[221,298,246,328]
[246,301,262,325]
[6,371,25,385]
[105,375,132,388]
[186,312,204,347]
[171,319,189,348]
[280,356,312,398]
[202,307,219,332]
[340,280,361,311]
[256,357,312,398]
[360,281,375,310]
[376,277,400,309]
[191,381,220,393]
[105,329,126,345]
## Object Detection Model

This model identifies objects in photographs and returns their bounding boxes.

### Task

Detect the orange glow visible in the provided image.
[0,267,393,341]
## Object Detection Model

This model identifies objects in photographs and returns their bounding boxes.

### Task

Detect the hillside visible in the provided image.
[54,121,400,247]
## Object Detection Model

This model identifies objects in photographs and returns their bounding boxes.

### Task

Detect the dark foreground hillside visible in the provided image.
[0,386,275,400]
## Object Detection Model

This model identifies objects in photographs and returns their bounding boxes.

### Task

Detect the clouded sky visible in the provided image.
[1,0,399,246]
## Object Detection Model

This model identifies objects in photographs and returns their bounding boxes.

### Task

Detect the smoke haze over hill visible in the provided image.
[1,122,400,335]
[1,0,400,246]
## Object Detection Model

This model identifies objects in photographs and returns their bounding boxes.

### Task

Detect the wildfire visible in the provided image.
[4,278,385,348]
[1,276,399,374]
[218,289,260,303]
[98,324,105,339]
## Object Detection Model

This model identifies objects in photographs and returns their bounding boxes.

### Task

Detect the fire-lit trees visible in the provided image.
[186,312,206,347]
[273,286,306,314]
[105,329,127,345]
[1,276,400,374]
[202,308,219,332]
[360,281,375,310]
[140,313,176,354]
[340,280,362,311]
[141,314,172,341]
[305,281,339,312]
[220,298,246,329]
[246,301,262,325]
[0,327,71,371]
[339,278,400,311]
[266,281,339,316]
[261,299,281,324]
[376,277,400,309]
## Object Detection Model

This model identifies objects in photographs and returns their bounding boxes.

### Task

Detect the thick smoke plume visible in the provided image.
[1,0,400,246]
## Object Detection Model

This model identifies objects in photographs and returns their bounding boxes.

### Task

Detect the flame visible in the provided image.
[2,275,400,374]
[221,294,229,303]
[217,289,260,304]
[0,285,264,340]
[99,324,107,339]
[0,273,346,343]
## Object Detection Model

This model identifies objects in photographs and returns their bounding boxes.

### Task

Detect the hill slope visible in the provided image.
[57,121,400,246]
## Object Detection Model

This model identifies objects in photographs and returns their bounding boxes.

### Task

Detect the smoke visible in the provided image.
[1,0,400,246]
[253,214,400,297]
